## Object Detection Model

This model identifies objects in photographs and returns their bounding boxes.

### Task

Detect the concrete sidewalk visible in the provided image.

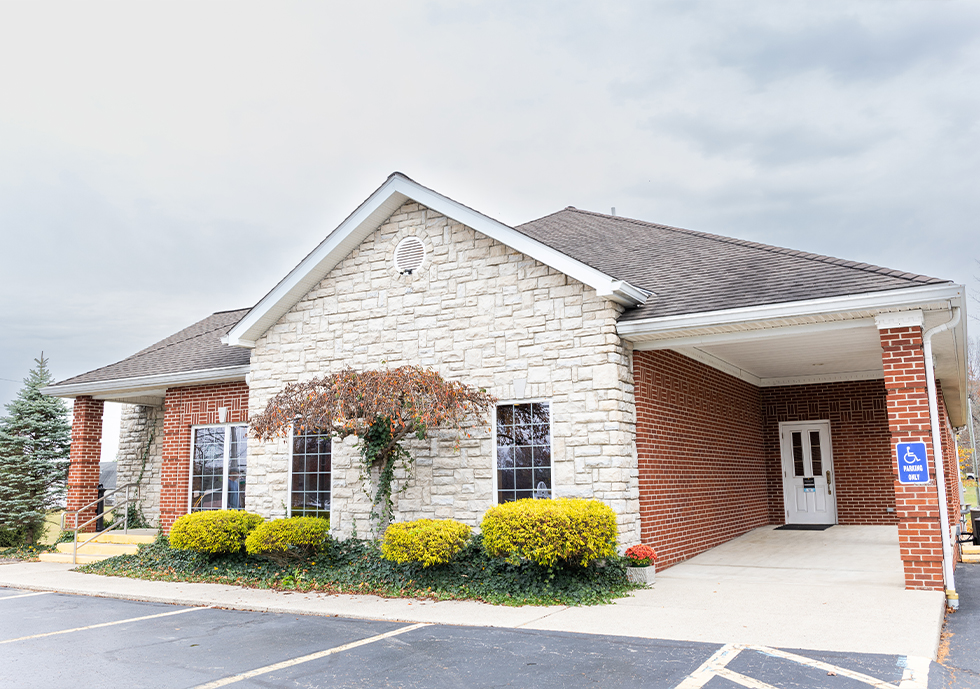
[0,525,946,659]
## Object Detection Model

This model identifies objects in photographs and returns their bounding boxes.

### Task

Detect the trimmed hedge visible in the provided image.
[480,498,618,567]
[169,510,264,555]
[380,519,472,568]
[245,517,330,561]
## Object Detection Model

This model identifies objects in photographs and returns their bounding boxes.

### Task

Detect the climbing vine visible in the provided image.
[251,366,496,531]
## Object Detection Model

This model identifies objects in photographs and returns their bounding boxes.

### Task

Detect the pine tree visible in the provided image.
[0,355,71,546]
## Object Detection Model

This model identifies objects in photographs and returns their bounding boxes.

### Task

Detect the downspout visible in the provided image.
[970,397,978,481]
[922,307,961,608]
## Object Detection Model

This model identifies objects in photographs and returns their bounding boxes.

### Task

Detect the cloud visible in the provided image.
[0,0,978,407]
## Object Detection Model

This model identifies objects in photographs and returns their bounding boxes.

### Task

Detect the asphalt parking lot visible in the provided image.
[0,587,941,688]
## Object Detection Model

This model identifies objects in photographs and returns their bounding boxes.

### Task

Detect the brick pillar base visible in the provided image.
[66,396,104,532]
[878,322,944,591]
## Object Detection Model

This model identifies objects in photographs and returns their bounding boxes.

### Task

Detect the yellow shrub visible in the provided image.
[245,517,330,558]
[380,519,472,568]
[169,510,264,554]
[480,498,618,567]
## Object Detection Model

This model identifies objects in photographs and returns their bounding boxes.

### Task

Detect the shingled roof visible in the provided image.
[515,208,950,321]
[53,309,251,387]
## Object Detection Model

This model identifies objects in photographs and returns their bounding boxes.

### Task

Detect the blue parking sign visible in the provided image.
[897,442,930,484]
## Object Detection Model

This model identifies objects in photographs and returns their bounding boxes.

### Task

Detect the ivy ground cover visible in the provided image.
[79,534,640,606]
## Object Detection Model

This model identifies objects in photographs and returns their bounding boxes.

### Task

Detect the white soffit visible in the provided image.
[225,173,650,347]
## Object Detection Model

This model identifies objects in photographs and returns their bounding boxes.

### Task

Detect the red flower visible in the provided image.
[624,544,657,566]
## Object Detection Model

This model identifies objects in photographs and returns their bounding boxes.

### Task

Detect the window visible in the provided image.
[291,428,332,518]
[496,402,551,503]
[190,425,247,511]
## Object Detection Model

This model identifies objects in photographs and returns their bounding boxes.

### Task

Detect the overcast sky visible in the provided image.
[2,1,979,430]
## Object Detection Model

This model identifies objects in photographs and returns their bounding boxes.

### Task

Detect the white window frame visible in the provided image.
[286,424,334,520]
[188,423,248,513]
[492,399,554,504]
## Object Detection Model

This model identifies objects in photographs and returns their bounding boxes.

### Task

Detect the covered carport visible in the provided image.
[623,283,970,600]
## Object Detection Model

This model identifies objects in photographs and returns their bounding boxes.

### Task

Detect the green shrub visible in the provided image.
[380,519,472,568]
[480,498,618,567]
[245,517,330,562]
[169,510,263,555]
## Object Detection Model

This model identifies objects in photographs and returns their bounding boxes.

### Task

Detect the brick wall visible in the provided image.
[159,382,249,532]
[761,380,895,526]
[879,326,945,590]
[937,383,961,565]
[66,396,104,531]
[634,350,768,569]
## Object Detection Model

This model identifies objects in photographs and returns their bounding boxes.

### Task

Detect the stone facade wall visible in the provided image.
[248,201,640,544]
[114,403,165,527]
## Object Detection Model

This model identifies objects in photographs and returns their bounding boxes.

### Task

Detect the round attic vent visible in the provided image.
[394,236,425,274]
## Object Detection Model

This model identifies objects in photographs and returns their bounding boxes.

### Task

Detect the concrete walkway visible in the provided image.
[0,525,945,659]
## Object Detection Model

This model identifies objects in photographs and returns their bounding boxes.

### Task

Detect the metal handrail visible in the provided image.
[61,483,140,565]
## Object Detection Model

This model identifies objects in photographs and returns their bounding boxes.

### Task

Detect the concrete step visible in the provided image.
[961,544,980,563]
[76,531,156,545]
[55,542,140,556]
[37,552,110,565]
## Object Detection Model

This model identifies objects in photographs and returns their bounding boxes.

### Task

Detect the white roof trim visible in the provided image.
[41,365,251,400]
[224,173,650,347]
[618,283,965,340]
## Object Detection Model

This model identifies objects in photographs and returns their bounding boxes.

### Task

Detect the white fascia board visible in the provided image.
[619,283,965,341]
[674,347,762,387]
[758,370,884,387]
[225,174,649,347]
[40,365,250,400]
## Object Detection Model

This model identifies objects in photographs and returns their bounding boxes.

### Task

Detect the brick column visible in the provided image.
[876,315,944,590]
[66,396,104,532]
[159,387,190,533]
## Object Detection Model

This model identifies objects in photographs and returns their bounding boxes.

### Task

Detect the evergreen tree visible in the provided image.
[0,355,71,546]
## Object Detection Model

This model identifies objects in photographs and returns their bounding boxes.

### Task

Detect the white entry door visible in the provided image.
[780,421,836,525]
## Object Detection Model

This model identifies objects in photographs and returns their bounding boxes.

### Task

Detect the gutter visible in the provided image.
[617,283,964,339]
[40,364,251,400]
[922,306,961,608]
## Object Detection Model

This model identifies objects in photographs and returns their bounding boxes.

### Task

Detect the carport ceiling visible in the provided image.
[684,324,884,384]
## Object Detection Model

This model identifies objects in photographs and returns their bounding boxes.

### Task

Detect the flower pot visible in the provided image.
[626,565,655,584]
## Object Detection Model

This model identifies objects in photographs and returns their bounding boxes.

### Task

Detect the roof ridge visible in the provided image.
[134,314,242,358]
[557,208,948,285]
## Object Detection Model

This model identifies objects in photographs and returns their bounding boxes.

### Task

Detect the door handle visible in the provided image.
[826,470,832,494]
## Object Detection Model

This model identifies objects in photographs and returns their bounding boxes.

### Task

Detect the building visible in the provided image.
[44,173,970,596]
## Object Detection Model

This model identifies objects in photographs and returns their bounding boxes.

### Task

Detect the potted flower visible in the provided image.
[624,544,657,584]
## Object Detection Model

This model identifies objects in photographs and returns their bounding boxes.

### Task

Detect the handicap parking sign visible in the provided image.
[897,442,930,484]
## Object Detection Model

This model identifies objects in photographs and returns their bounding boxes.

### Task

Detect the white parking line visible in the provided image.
[898,656,931,689]
[0,605,211,644]
[673,643,924,689]
[190,622,431,689]
[0,591,51,601]
[752,645,904,688]
[713,666,781,688]
[673,644,743,688]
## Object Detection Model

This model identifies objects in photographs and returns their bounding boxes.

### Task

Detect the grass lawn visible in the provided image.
[41,511,64,545]
[963,480,979,509]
